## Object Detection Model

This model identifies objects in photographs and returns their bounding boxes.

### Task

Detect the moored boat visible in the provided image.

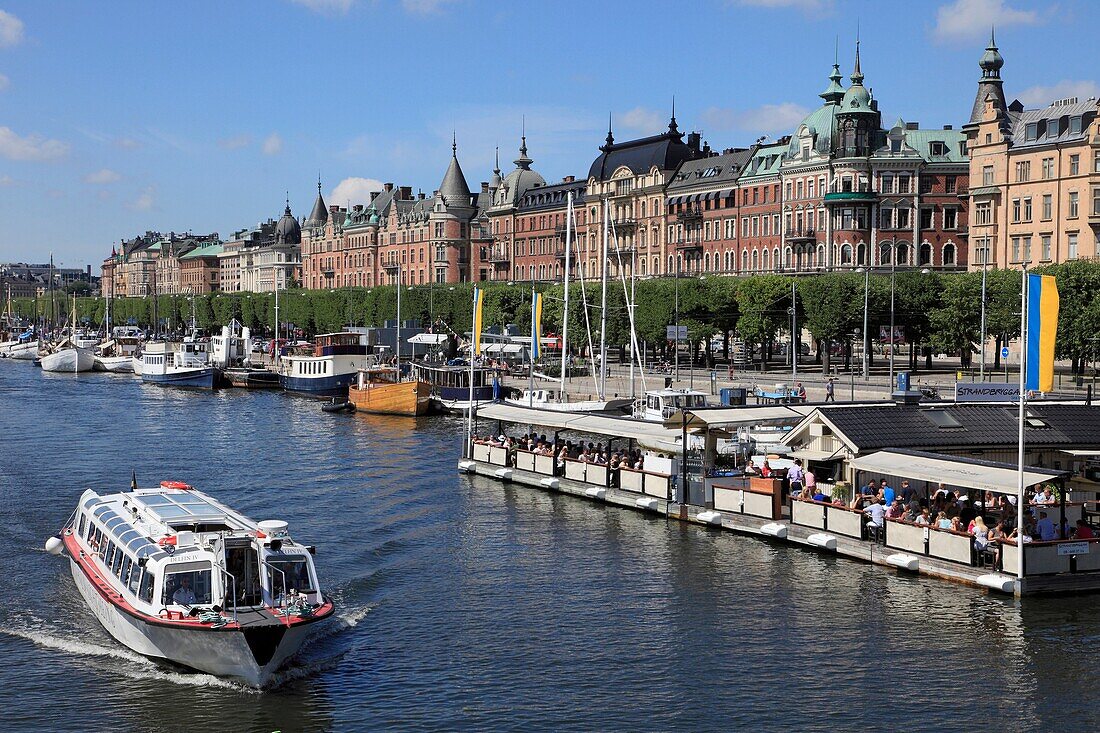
[410,361,500,413]
[348,366,432,416]
[40,341,95,373]
[45,480,335,687]
[7,339,42,361]
[277,332,372,399]
[140,338,216,389]
[505,388,631,413]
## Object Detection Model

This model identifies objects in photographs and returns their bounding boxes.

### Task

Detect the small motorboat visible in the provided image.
[47,479,335,687]
[321,398,356,413]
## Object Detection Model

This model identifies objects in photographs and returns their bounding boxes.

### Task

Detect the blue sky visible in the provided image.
[0,0,1096,268]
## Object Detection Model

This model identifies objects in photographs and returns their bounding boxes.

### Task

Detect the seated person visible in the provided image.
[1074,519,1095,539]
[863,499,886,530]
[886,498,905,520]
[743,459,758,476]
[172,577,197,606]
[1035,511,1057,542]
[760,460,772,478]
[914,508,932,526]
[860,480,878,496]
[811,488,829,503]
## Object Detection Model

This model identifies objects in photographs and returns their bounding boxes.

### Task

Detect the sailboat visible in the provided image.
[348,260,431,415]
[40,295,95,373]
[93,291,138,372]
[503,191,630,413]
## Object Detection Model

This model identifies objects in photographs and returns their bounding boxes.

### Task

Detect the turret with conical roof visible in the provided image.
[306,177,328,228]
[497,126,546,206]
[275,197,301,245]
[839,41,874,114]
[968,28,1008,126]
[820,61,845,105]
[438,135,473,208]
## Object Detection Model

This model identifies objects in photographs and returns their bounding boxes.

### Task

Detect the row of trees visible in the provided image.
[12,260,1100,374]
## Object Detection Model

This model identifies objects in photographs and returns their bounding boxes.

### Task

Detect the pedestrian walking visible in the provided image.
[825,378,835,402]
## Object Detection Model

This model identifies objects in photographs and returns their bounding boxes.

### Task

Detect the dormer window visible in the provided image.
[1025,122,1038,141]
[1070,116,1083,134]
[929,141,948,157]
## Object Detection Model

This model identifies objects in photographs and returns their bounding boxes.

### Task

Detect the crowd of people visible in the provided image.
[472,432,650,479]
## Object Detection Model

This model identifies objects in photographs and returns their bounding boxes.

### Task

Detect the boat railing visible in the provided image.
[217,565,239,624]
[259,558,290,627]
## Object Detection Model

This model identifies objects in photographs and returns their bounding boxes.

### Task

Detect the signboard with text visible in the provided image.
[954,382,1021,402]
[667,325,688,341]
[1057,542,1091,556]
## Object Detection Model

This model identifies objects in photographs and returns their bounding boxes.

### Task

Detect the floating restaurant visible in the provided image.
[459,400,1100,596]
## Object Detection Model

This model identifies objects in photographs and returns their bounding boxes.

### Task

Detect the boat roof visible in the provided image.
[648,388,709,398]
[84,486,256,542]
[131,490,232,524]
[477,402,681,443]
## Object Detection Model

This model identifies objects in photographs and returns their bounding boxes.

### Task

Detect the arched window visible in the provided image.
[896,241,910,266]
[640,258,647,275]
[640,229,647,247]
[741,250,749,271]
[816,244,826,268]
[704,252,711,271]
[652,256,659,275]
[762,248,770,270]
[751,249,759,270]
[773,247,780,270]
[943,243,957,267]
[856,242,866,266]
[841,243,853,265]
[784,246,793,268]
[667,255,674,274]
[919,241,932,266]
[880,241,893,265]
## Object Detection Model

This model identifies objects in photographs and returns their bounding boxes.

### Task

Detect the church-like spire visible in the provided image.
[514,116,533,170]
[668,96,680,136]
[819,41,846,105]
[307,175,329,226]
[979,25,1004,79]
[439,135,472,206]
[851,39,864,86]
[604,112,614,148]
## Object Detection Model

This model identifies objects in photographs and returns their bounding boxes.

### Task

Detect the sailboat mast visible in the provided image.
[396,258,401,366]
[274,270,280,366]
[560,191,572,398]
[1016,268,1028,582]
[599,198,608,400]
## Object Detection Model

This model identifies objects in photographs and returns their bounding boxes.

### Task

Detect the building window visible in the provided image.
[945,175,957,194]
[982,165,994,186]
[1042,194,1053,221]
[1011,236,1020,262]
[1042,157,1055,179]
[1094,187,1100,216]
[1069,191,1079,218]
[974,238,990,265]
[1068,233,1079,260]
[944,208,958,229]
[1041,235,1052,261]
[896,208,911,229]
[1023,197,1032,222]
[1015,161,1031,182]
[1071,116,1083,134]
[881,173,894,193]
[1071,154,1080,175]
[943,243,957,266]
[1025,123,1038,141]
[920,208,933,229]
[897,175,911,194]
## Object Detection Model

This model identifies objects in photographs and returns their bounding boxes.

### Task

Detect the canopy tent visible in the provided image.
[848,449,1067,495]
[407,333,449,345]
[481,343,525,355]
[663,405,813,433]
[476,403,681,445]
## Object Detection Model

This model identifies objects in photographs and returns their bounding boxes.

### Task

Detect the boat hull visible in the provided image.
[142,367,216,389]
[348,380,432,416]
[131,356,143,375]
[223,367,280,389]
[67,554,325,688]
[7,342,39,360]
[93,355,135,373]
[40,347,95,372]
[280,372,356,399]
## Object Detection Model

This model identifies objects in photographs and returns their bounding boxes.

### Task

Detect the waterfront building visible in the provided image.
[965,33,1100,269]
[238,201,302,292]
[584,114,703,279]
[179,242,224,294]
[302,142,491,288]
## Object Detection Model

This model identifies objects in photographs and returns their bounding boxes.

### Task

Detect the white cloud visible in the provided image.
[262,132,283,156]
[218,134,252,150]
[0,73,9,92]
[96,189,112,202]
[113,137,142,150]
[0,126,69,161]
[0,174,13,186]
[0,10,24,48]
[83,168,121,185]
[289,0,354,14]
[401,0,457,15]
[701,102,810,134]
[330,177,386,207]
[1017,80,1100,107]
[619,106,663,133]
[128,186,156,211]
[933,0,1038,42]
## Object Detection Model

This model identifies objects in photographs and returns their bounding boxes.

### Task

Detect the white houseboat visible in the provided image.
[277,332,372,398]
[46,480,335,687]
[140,338,217,389]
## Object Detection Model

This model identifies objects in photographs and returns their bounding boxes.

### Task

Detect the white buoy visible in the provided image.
[494,468,513,481]
[457,460,476,473]
[886,553,920,571]
[539,478,560,489]
[696,510,723,525]
[806,533,838,550]
[44,536,64,555]
[976,574,1016,593]
[584,487,607,500]
[760,523,788,539]
[635,497,659,511]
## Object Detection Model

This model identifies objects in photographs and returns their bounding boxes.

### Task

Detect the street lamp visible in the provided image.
[857,266,869,380]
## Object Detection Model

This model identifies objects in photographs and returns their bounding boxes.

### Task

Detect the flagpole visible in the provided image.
[1016,266,1027,584]
[560,191,572,399]
[466,287,477,458]
[529,272,536,407]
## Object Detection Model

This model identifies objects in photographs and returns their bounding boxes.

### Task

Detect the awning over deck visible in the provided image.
[848,449,1068,495]
[476,403,681,444]
[663,405,813,432]
[408,333,449,344]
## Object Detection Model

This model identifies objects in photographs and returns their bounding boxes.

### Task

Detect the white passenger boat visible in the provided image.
[632,387,710,422]
[45,480,335,687]
[140,337,216,389]
[277,332,372,399]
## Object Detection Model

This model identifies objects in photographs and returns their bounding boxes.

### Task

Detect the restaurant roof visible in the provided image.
[848,449,1067,495]
[663,405,814,432]
[477,403,681,444]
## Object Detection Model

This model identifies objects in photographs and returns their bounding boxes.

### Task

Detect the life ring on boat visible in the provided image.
[160,480,192,490]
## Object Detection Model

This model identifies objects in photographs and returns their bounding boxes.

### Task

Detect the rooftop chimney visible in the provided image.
[400,186,413,199]
[562,175,575,183]
[906,122,920,130]
[384,182,394,192]
[481,181,489,194]
[943,124,953,130]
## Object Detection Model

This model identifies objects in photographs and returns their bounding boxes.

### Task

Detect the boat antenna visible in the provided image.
[130,469,138,492]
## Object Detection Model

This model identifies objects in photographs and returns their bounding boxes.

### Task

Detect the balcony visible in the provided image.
[784,227,815,242]
[823,190,877,204]
[676,206,703,222]
[611,218,637,231]
[1089,212,1100,228]
[382,259,401,270]
[675,239,702,253]
[484,248,510,264]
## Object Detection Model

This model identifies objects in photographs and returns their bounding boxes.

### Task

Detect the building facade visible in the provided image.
[965,34,1100,269]
[179,243,224,294]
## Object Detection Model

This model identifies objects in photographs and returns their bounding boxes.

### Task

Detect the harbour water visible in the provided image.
[1,364,1097,732]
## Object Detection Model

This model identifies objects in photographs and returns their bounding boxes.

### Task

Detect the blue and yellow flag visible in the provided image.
[472,287,484,356]
[1025,273,1059,393]
[531,292,543,361]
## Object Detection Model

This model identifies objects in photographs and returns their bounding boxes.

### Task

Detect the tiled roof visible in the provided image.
[666,148,753,194]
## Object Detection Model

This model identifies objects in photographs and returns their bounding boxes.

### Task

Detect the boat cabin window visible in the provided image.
[103,540,116,565]
[266,555,314,603]
[78,513,87,537]
[127,564,142,595]
[163,564,213,607]
[111,547,125,576]
[119,556,133,587]
[138,568,154,603]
